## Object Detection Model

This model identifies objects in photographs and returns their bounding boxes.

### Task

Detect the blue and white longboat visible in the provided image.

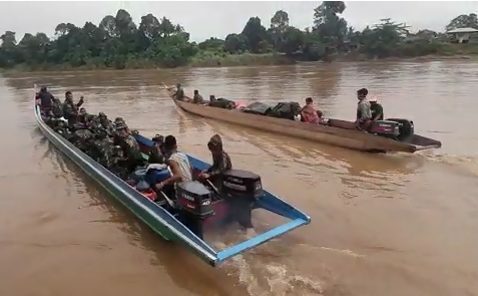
[34,101,311,266]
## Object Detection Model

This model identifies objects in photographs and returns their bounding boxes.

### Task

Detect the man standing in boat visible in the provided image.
[355,88,372,130]
[63,91,84,126]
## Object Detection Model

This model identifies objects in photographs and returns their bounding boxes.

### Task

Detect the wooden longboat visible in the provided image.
[169,92,441,153]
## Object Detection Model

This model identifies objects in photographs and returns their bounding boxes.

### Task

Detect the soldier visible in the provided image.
[54,120,73,140]
[72,127,94,153]
[63,91,84,126]
[98,112,114,136]
[149,134,165,164]
[116,123,145,173]
[51,97,64,118]
[110,145,129,179]
[91,129,114,168]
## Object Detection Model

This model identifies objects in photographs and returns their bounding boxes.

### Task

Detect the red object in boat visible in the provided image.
[235,100,247,110]
[141,189,157,201]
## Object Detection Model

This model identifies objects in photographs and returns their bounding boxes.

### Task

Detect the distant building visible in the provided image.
[446,27,478,43]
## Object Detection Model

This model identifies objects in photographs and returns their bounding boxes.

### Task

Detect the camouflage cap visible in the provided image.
[99,112,107,118]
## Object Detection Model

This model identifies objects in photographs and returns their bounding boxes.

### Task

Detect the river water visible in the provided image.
[1,60,478,296]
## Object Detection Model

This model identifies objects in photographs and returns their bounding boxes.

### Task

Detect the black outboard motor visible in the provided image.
[387,118,414,141]
[176,181,214,238]
[369,118,415,141]
[221,169,263,229]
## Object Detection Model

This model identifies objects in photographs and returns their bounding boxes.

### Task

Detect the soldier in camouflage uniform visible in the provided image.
[53,120,73,141]
[63,91,84,126]
[91,129,114,168]
[72,128,94,153]
[115,123,145,173]
[98,112,114,136]
[110,145,129,179]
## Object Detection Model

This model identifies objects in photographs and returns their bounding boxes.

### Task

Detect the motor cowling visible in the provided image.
[387,118,415,141]
[176,181,214,218]
[369,120,401,138]
[222,169,263,199]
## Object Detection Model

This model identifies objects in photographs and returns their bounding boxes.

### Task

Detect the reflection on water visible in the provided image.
[2,60,478,296]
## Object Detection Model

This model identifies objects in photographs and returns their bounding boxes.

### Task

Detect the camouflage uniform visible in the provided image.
[110,145,129,179]
[72,128,94,153]
[91,131,114,168]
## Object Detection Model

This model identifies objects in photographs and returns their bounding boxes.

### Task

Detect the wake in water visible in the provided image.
[212,234,324,296]
[420,150,478,177]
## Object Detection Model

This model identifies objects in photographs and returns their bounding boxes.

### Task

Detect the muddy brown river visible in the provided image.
[1,61,478,296]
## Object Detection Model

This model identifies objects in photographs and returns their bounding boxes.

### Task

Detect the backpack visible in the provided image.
[242,102,273,115]
[209,98,235,109]
[267,102,301,120]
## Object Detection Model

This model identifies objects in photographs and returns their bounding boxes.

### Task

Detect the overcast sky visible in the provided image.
[1,1,477,42]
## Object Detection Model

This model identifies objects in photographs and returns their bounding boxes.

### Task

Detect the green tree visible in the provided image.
[198,37,224,51]
[0,31,18,67]
[139,13,160,40]
[224,33,248,54]
[18,33,50,64]
[279,27,304,54]
[1,31,17,48]
[446,13,478,31]
[271,10,289,32]
[241,17,268,53]
[99,15,118,38]
[360,19,409,58]
[313,1,347,47]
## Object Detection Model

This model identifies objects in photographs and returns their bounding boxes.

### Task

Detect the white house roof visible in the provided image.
[446,27,478,34]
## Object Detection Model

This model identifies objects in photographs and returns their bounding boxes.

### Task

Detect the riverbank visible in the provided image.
[2,44,478,73]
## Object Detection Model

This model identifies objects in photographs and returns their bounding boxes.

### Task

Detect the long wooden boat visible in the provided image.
[169,93,441,153]
[34,100,310,266]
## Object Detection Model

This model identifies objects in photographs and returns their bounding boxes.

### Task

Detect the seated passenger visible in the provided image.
[300,97,320,124]
[149,134,165,164]
[198,134,232,187]
[173,83,185,101]
[192,90,204,104]
[116,123,145,173]
[355,88,372,130]
[369,97,384,121]
[209,95,217,105]
[155,135,193,191]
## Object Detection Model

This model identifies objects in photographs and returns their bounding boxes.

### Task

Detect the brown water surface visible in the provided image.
[1,61,478,296]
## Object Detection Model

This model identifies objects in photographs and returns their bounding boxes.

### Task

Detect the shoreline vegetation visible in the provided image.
[1,2,478,72]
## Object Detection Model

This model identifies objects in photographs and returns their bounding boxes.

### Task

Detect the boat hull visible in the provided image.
[172,98,441,153]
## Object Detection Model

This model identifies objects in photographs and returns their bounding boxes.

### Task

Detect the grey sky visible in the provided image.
[0,1,477,43]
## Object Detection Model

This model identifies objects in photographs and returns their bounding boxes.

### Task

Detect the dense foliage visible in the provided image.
[0,4,476,69]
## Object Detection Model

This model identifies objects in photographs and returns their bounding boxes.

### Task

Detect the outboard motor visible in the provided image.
[369,120,401,139]
[176,181,214,238]
[221,169,263,229]
[387,118,414,141]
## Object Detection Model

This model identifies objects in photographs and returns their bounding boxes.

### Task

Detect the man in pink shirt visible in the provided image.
[300,97,320,124]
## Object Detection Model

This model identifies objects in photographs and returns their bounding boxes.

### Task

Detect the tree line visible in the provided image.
[1,2,477,69]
